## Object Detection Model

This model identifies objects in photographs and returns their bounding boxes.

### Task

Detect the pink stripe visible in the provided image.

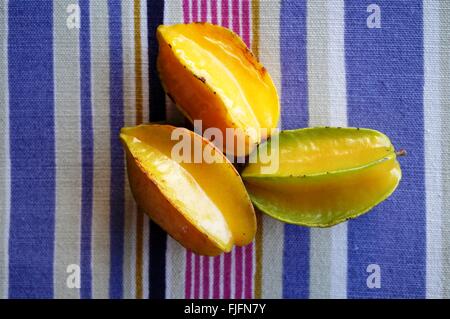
[194,254,200,298]
[242,0,250,46]
[202,257,210,298]
[235,248,243,298]
[221,0,229,27]
[200,0,208,21]
[232,0,240,34]
[244,244,253,298]
[181,0,255,302]
[185,251,192,298]
[192,0,199,21]
[223,251,232,298]
[183,0,190,22]
[211,0,218,25]
[213,256,221,298]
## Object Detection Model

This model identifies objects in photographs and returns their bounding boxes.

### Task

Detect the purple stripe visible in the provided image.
[8,0,56,298]
[223,251,232,298]
[201,0,208,21]
[192,0,199,21]
[280,0,310,298]
[234,248,243,298]
[211,0,218,24]
[213,256,221,298]
[79,0,93,299]
[147,0,167,299]
[244,244,252,298]
[242,0,250,45]
[345,0,426,298]
[108,0,125,299]
[183,0,190,22]
[202,257,210,298]
[232,0,240,33]
[194,254,200,298]
[222,0,229,27]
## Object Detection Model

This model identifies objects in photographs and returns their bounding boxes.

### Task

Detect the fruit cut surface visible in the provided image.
[157,23,280,156]
[121,124,256,255]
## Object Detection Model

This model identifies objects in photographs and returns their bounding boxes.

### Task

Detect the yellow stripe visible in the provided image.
[134,0,144,299]
[251,0,263,300]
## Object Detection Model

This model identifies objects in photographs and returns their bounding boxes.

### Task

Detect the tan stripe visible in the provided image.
[135,210,144,298]
[251,0,259,58]
[134,0,144,299]
[250,0,263,299]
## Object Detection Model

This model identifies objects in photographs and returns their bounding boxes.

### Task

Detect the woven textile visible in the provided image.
[0,0,449,298]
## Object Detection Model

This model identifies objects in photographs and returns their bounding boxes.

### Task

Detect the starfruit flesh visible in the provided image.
[156,22,280,156]
[242,127,402,227]
[120,124,256,255]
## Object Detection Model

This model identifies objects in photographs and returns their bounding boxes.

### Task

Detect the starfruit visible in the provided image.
[156,22,280,157]
[242,127,402,227]
[120,124,256,255]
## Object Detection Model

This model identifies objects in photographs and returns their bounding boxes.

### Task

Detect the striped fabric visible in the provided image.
[0,0,449,299]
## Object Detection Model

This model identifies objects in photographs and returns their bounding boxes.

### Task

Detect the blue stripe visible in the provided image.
[79,0,93,299]
[147,0,167,299]
[280,0,310,298]
[345,0,426,298]
[8,1,55,298]
[108,0,125,299]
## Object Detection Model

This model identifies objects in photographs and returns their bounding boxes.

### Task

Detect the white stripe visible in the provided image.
[141,0,150,124]
[163,0,187,125]
[90,0,111,298]
[53,0,82,299]
[208,0,213,22]
[228,0,233,29]
[217,0,222,26]
[0,0,10,299]
[165,238,186,298]
[327,0,348,299]
[440,0,450,299]
[121,0,137,299]
[230,249,235,298]
[308,0,348,299]
[163,0,187,299]
[424,0,443,298]
[258,0,284,299]
[307,0,331,299]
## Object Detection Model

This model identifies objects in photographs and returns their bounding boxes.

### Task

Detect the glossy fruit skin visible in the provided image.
[120,124,256,255]
[156,22,280,157]
[242,127,402,227]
